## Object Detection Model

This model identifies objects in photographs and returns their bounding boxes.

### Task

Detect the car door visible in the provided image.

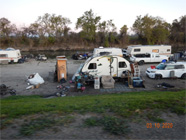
[155,54,161,62]
[174,65,185,77]
[162,65,175,78]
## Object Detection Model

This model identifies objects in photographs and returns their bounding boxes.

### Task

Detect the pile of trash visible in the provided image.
[35,54,47,61]
[55,84,70,97]
[72,52,92,60]
[26,73,45,90]
[157,82,174,89]
[0,84,16,96]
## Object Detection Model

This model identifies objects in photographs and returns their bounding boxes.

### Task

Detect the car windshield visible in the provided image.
[156,64,166,70]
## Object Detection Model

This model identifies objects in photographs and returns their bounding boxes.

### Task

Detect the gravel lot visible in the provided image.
[0,59,185,97]
[1,59,185,140]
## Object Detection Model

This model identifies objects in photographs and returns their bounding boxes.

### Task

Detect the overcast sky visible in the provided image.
[0,0,185,33]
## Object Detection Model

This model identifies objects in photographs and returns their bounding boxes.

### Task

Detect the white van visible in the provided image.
[0,48,21,63]
[93,47,123,57]
[127,45,171,57]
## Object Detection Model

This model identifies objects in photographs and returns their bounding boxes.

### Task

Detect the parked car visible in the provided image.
[130,53,169,65]
[35,54,47,61]
[146,62,186,79]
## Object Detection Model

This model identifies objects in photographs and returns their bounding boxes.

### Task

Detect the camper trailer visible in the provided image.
[79,55,131,78]
[93,47,123,57]
[127,45,171,57]
[0,48,21,63]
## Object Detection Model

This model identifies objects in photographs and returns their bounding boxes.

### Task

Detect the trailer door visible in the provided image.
[110,57,118,77]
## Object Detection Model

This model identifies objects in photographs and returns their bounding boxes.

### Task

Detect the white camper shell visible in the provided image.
[0,48,21,63]
[93,47,123,57]
[81,55,131,78]
[127,45,171,57]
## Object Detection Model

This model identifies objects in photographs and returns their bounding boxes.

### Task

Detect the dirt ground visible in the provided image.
[1,112,185,139]
[0,59,185,98]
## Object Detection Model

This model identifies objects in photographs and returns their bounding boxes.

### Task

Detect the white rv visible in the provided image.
[127,45,171,57]
[0,48,21,63]
[80,55,131,78]
[93,47,123,57]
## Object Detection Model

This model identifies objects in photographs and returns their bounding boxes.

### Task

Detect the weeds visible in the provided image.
[19,115,75,136]
[84,117,100,126]
[20,117,56,136]
[84,116,130,135]
[0,118,13,129]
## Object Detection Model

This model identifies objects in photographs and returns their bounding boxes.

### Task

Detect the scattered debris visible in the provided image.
[26,84,40,90]
[55,84,70,97]
[74,73,88,92]
[26,73,44,90]
[157,83,174,88]
[72,52,91,60]
[35,54,47,61]
[0,84,16,96]
[132,77,144,87]
[27,73,44,85]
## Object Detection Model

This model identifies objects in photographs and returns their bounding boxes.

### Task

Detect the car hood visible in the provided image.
[147,67,157,72]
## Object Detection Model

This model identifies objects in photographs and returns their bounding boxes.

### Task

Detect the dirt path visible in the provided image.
[1,112,185,139]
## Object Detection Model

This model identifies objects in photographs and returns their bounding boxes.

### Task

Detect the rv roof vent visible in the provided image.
[99,46,104,48]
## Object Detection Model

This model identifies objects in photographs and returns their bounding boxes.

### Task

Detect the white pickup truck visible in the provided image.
[130,53,169,65]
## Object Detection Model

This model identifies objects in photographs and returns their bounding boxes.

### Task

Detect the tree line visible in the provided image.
[0,9,185,51]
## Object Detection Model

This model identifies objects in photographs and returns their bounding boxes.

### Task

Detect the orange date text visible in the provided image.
[146,123,173,128]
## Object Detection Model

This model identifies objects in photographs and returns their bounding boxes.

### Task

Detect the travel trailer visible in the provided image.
[93,47,123,57]
[127,45,171,57]
[74,55,131,78]
[0,48,21,63]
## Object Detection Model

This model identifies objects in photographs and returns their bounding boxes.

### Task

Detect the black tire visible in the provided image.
[181,73,186,79]
[155,74,162,80]
[138,60,144,65]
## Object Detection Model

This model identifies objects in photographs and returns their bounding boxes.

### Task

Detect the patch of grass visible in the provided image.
[20,117,56,136]
[84,117,100,127]
[0,118,13,129]
[19,115,75,136]
[146,113,165,123]
[1,90,185,120]
[101,116,130,135]
[84,116,130,135]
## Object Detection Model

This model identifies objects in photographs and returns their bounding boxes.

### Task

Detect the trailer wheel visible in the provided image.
[138,60,144,65]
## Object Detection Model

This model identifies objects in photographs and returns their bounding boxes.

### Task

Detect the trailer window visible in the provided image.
[134,49,140,52]
[152,49,159,53]
[0,54,7,57]
[167,49,170,52]
[119,62,127,68]
[88,63,97,69]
